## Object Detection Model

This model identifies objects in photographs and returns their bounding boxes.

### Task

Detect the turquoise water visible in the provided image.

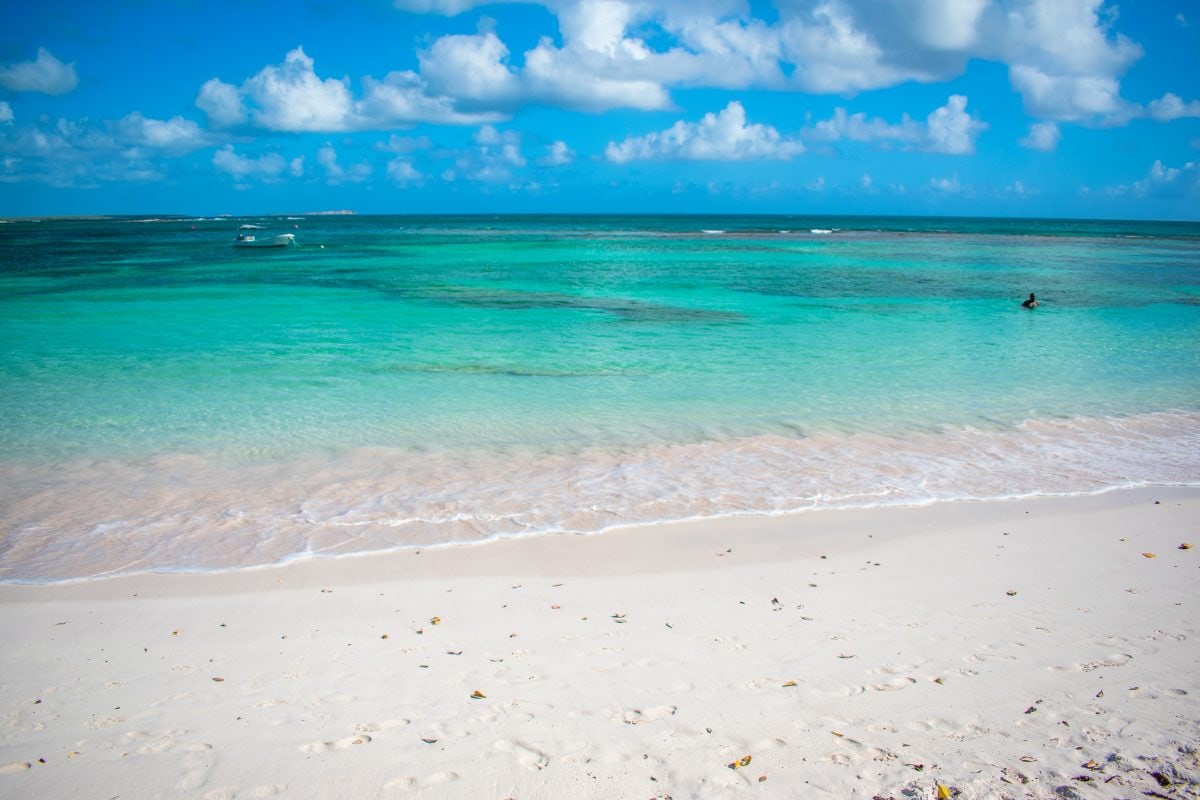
[2,215,1199,581]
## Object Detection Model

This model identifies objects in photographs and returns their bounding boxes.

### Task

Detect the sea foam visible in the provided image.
[2,410,1197,583]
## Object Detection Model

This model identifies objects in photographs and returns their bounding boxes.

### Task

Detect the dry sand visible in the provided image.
[1,487,1197,799]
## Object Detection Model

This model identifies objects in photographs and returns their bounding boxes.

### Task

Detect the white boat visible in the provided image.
[234,225,296,248]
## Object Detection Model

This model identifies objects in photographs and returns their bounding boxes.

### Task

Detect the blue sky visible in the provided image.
[1,0,1198,218]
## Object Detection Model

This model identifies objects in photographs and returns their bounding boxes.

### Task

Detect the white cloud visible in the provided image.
[806,107,921,144]
[1131,159,1198,197]
[244,47,355,131]
[540,140,574,165]
[0,102,12,124]
[212,145,289,181]
[993,0,1142,122]
[357,70,506,126]
[374,134,433,154]
[1007,65,1125,121]
[419,30,521,109]
[289,156,305,177]
[1146,93,1200,122]
[860,173,873,189]
[317,144,344,180]
[201,47,508,133]
[924,95,985,154]
[805,175,826,191]
[112,113,211,153]
[387,158,424,184]
[196,78,246,127]
[804,95,983,154]
[780,2,924,94]
[929,175,961,193]
[0,112,211,186]
[606,101,803,163]
[0,48,78,95]
[455,125,528,181]
[316,143,371,183]
[197,2,1151,129]
[521,38,673,112]
[392,0,491,13]
[1019,120,1060,151]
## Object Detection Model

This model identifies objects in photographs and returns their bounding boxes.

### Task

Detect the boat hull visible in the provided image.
[234,233,296,248]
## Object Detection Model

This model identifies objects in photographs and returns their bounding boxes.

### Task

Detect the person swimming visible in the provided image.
[1022,292,1039,308]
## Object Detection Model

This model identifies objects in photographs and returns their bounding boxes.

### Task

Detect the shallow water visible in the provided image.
[2,215,1199,581]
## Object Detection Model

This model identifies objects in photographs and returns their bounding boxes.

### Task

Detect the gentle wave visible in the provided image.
[2,410,1197,583]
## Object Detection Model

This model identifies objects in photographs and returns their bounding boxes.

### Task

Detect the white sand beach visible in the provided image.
[1,487,1197,799]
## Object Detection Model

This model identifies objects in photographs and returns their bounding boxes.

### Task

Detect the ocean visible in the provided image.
[2,214,1199,582]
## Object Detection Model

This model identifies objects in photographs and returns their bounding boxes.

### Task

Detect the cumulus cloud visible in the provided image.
[357,70,506,126]
[1007,66,1125,122]
[212,145,289,181]
[975,0,1142,121]
[1019,120,1060,151]
[196,2,1156,129]
[418,30,521,109]
[196,47,506,133]
[0,102,12,124]
[374,134,433,154]
[804,95,983,154]
[386,158,423,184]
[196,78,246,127]
[316,143,371,183]
[112,113,212,153]
[1146,93,1200,122]
[0,114,196,186]
[316,144,344,180]
[244,47,355,131]
[606,101,803,162]
[392,0,491,13]
[924,95,985,154]
[929,175,961,192]
[452,125,526,181]
[540,140,574,165]
[1131,159,1198,197]
[0,48,78,95]
[806,107,921,144]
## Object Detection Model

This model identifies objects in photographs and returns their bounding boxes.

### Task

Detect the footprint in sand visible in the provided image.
[300,734,372,753]
[965,647,1018,664]
[84,714,125,729]
[617,705,677,725]
[871,677,918,692]
[384,772,460,791]
[1072,653,1133,672]
[867,663,922,677]
[355,719,410,734]
[494,739,550,770]
[176,766,211,792]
